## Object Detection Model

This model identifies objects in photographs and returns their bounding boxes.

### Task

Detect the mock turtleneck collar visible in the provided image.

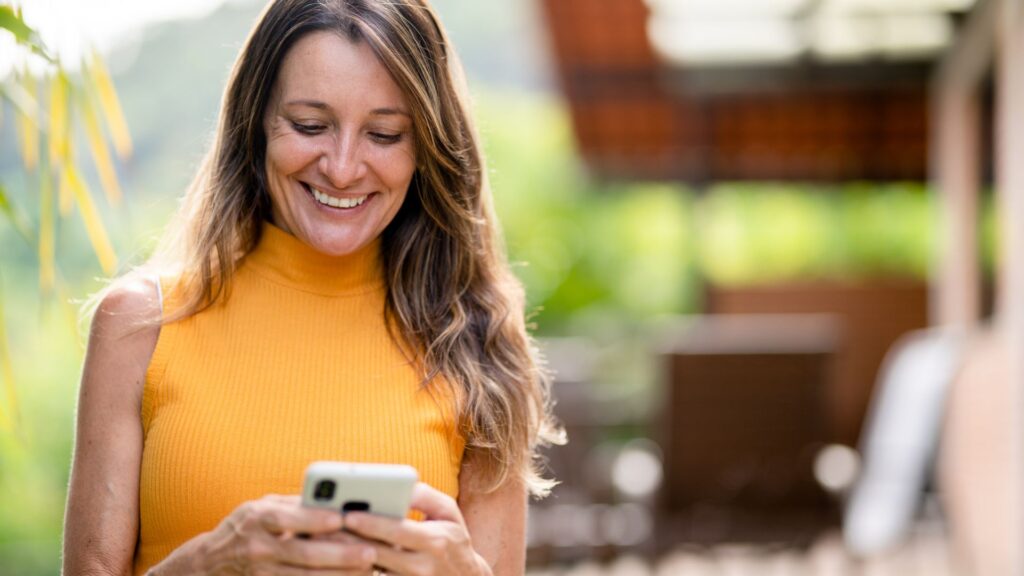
[244,221,384,297]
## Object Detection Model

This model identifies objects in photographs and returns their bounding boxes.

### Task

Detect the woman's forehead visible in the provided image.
[274,30,409,114]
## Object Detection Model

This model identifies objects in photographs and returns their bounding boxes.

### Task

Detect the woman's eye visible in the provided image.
[369,132,403,145]
[291,122,325,135]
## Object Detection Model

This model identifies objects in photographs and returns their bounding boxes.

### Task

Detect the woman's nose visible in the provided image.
[320,134,367,189]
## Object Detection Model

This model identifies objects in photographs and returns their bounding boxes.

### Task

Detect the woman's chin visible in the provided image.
[301,229,369,257]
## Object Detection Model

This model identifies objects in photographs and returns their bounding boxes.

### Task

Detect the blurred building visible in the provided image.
[533,1,1024,574]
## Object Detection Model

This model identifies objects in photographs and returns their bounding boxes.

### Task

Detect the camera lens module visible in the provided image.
[313,479,336,501]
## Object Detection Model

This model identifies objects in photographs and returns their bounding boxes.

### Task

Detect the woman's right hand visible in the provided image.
[149,495,377,575]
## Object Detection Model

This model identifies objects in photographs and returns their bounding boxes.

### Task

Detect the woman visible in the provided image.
[62,1,560,574]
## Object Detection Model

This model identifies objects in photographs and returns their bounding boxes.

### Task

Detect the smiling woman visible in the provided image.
[263,31,416,256]
[61,1,562,575]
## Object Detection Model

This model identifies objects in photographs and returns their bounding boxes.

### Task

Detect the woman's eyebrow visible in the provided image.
[370,107,411,118]
[285,99,329,110]
[283,100,409,118]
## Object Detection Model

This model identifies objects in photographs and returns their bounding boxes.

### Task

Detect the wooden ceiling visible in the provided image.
[538,0,941,183]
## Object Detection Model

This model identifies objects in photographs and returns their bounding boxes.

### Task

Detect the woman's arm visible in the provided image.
[63,278,161,575]
[458,468,527,575]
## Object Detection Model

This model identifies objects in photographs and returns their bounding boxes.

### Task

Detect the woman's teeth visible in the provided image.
[311,186,367,209]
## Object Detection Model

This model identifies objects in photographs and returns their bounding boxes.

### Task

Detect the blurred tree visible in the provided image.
[0,3,131,438]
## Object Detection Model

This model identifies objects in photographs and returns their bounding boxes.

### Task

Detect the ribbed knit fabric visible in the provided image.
[133,222,465,574]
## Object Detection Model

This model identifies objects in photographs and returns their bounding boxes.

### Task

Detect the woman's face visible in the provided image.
[263,31,416,256]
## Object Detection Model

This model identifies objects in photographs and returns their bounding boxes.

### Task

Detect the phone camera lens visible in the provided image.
[313,480,336,501]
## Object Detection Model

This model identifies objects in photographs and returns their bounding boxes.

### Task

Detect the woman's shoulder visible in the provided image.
[89,273,163,349]
[96,273,162,320]
[79,273,164,412]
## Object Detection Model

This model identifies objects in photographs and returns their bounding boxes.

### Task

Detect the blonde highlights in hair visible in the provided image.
[137,0,562,496]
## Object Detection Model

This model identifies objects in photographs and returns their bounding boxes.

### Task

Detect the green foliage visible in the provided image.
[480,92,697,331]
[697,182,941,286]
[480,90,963,332]
[0,6,132,573]
[0,183,32,242]
[0,4,53,62]
[0,280,80,574]
[0,6,34,44]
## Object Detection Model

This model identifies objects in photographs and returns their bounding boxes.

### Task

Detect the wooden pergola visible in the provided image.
[539,0,942,183]
[539,0,1024,572]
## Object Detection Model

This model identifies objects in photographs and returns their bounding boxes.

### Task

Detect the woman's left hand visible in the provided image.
[342,482,492,576]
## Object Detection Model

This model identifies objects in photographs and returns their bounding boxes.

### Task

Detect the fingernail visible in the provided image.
[363,547,376,563]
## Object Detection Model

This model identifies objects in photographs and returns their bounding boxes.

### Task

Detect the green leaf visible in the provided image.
[0,5,54,63]
[0,5,34,44]
[14,70,39,170]
[64,166,119,275]
[86,51,132,158]
[0,279,19,437]
[39,172,54,292]
[0,184,34,245]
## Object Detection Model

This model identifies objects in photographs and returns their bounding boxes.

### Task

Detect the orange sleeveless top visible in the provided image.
[133,223,465,574]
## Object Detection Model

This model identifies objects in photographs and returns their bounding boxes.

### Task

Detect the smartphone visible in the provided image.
[301,461,418,519]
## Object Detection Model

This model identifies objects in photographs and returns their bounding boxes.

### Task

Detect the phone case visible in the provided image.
[300,461,418,519]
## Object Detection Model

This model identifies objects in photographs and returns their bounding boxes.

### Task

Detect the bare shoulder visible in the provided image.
[85,275,163,400]
[90,274,162,342]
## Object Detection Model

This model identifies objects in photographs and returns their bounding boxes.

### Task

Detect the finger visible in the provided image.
[276,537,378,570]
[265,494,304,535]
[370,542,431,576]
[343,513,434,551]
[266,494,302,505]
[409,482,463,523]
[258,501,343,536]
[315,531,374,545]
[261,563,373,576]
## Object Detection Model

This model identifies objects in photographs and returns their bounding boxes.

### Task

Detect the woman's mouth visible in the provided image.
[304,183,369,209]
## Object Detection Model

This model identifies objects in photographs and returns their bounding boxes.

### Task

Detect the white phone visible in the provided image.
[301,461,418,519]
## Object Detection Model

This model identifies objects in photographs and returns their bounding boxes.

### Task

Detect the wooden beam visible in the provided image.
[930,0,995,328]
[934,0,996,93]
[931,84,982,327]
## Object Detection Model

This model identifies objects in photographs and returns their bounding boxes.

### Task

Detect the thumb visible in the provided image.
[410,482,463,524]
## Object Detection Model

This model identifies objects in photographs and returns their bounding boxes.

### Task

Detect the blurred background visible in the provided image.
[2,0,1022,574]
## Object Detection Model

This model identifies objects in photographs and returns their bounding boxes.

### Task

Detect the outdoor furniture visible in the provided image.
[706,280,929,447]
[844,327,965,556]
[657,314,839,545]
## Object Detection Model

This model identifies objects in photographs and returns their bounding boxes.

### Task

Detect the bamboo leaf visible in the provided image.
[0,5,54,63]
[48,72,70,167]
[0,184,33,245]
[64,166,118,275]
[0,290,19,435]
[14,71,39,170]
[0,5,35,45]
[58,139,74,216]
[86,51,131,159]
[2,74,42,121]
[79,91,121,205]
[40,169,55,292]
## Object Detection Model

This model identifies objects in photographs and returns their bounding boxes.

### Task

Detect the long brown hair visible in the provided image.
[134,0,562,495]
